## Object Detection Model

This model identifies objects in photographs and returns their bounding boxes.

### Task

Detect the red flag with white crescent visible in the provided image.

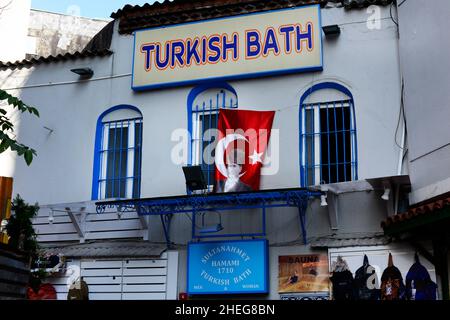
[214,109,275,193]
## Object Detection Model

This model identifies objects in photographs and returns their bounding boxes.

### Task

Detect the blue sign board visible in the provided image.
[187,239,268,295]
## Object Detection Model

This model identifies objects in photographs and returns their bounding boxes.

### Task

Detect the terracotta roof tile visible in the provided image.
[111,0,393,34]
[381,195,450,229]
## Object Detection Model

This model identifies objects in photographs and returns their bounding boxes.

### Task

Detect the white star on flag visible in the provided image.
[249,150,264,165]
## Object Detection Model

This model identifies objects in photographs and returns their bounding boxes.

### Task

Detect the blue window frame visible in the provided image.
[299,82,358,187]
[92,105,143,200]
[187,82,238,191]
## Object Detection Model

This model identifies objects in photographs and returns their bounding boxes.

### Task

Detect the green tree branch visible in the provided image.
[0,88,39,165]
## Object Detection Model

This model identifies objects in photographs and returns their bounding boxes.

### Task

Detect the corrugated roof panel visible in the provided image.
[0,49,113,71]
[310,233,391,248]
[40,241,166,258]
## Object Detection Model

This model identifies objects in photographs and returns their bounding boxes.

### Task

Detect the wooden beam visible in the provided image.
[327,192,339,230]
[65,207,84,240]
[140,216,149,241]
[139,216,148,229]
[135,206,149,240]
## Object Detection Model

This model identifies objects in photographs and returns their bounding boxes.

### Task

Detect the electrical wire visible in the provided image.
[339,17,391,27]
[1,73,132,91]
[394,78,407,149]
[402,147,409,162]
[0,0,13,12]
[390,2,399,27]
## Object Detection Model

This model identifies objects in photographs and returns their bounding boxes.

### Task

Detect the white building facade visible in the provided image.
[0,0,437,300]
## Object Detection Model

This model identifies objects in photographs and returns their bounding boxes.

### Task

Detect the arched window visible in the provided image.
[299,82,358,187]
[92,105,143,200]
[187,82,238,190]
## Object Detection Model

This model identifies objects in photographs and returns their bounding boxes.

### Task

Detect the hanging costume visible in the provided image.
[330,256,355,300]
[354,255,380,300]
[405,253,437,300]
[380,253,406,300]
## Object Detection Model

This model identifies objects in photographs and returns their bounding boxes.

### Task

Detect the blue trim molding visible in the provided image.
[186,82,238,167]
[299,82,358,187]
[91,104,143,200]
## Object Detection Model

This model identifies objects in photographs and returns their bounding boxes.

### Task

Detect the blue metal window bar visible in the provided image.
[300,99,357,186]
[95,188,323,248]
[97,117,143,199]
[190,89,238,191]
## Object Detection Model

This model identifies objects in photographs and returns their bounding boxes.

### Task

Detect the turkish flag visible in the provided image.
[214,109,275,193]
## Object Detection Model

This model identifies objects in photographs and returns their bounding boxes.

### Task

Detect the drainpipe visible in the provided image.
[394,121,406,215]
[397,121,406,176]
[394,79,406,215]
[396,1,406,177]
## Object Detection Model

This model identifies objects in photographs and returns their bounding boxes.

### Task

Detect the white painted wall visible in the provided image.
[0,6,402,206]
[0,5,409,300]
[397,0,450,204]
[0,0,31,62]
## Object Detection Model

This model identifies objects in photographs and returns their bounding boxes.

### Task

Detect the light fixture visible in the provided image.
[199,212,224,234]
[322,25,341,37]
[48,211,54,224]
[182,166,207,193]
[381,188,391,201]
[70,67,94,79]
[320,194,328,207]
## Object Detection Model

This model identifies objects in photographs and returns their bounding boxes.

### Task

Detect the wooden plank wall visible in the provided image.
[33,203,147,243]
[0,244,30,300]
[45,253,170,300]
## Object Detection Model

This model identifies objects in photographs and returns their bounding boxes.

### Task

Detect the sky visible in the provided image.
[31,0,159,20]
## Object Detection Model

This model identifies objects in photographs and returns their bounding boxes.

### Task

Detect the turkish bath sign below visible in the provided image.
[187,240,268,295]
[132,5,323,90]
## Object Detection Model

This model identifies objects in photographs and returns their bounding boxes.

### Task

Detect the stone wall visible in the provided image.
[27,10,109,58]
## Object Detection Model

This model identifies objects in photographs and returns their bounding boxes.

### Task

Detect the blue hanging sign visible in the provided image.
[187,239,269,295]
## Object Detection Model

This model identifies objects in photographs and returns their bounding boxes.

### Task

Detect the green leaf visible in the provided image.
[2,123,12,131]
[0,89,39,165]
[0,90,38,115]
[0,138,11,152]
[24,149,33,166]
[30,108,40,117]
